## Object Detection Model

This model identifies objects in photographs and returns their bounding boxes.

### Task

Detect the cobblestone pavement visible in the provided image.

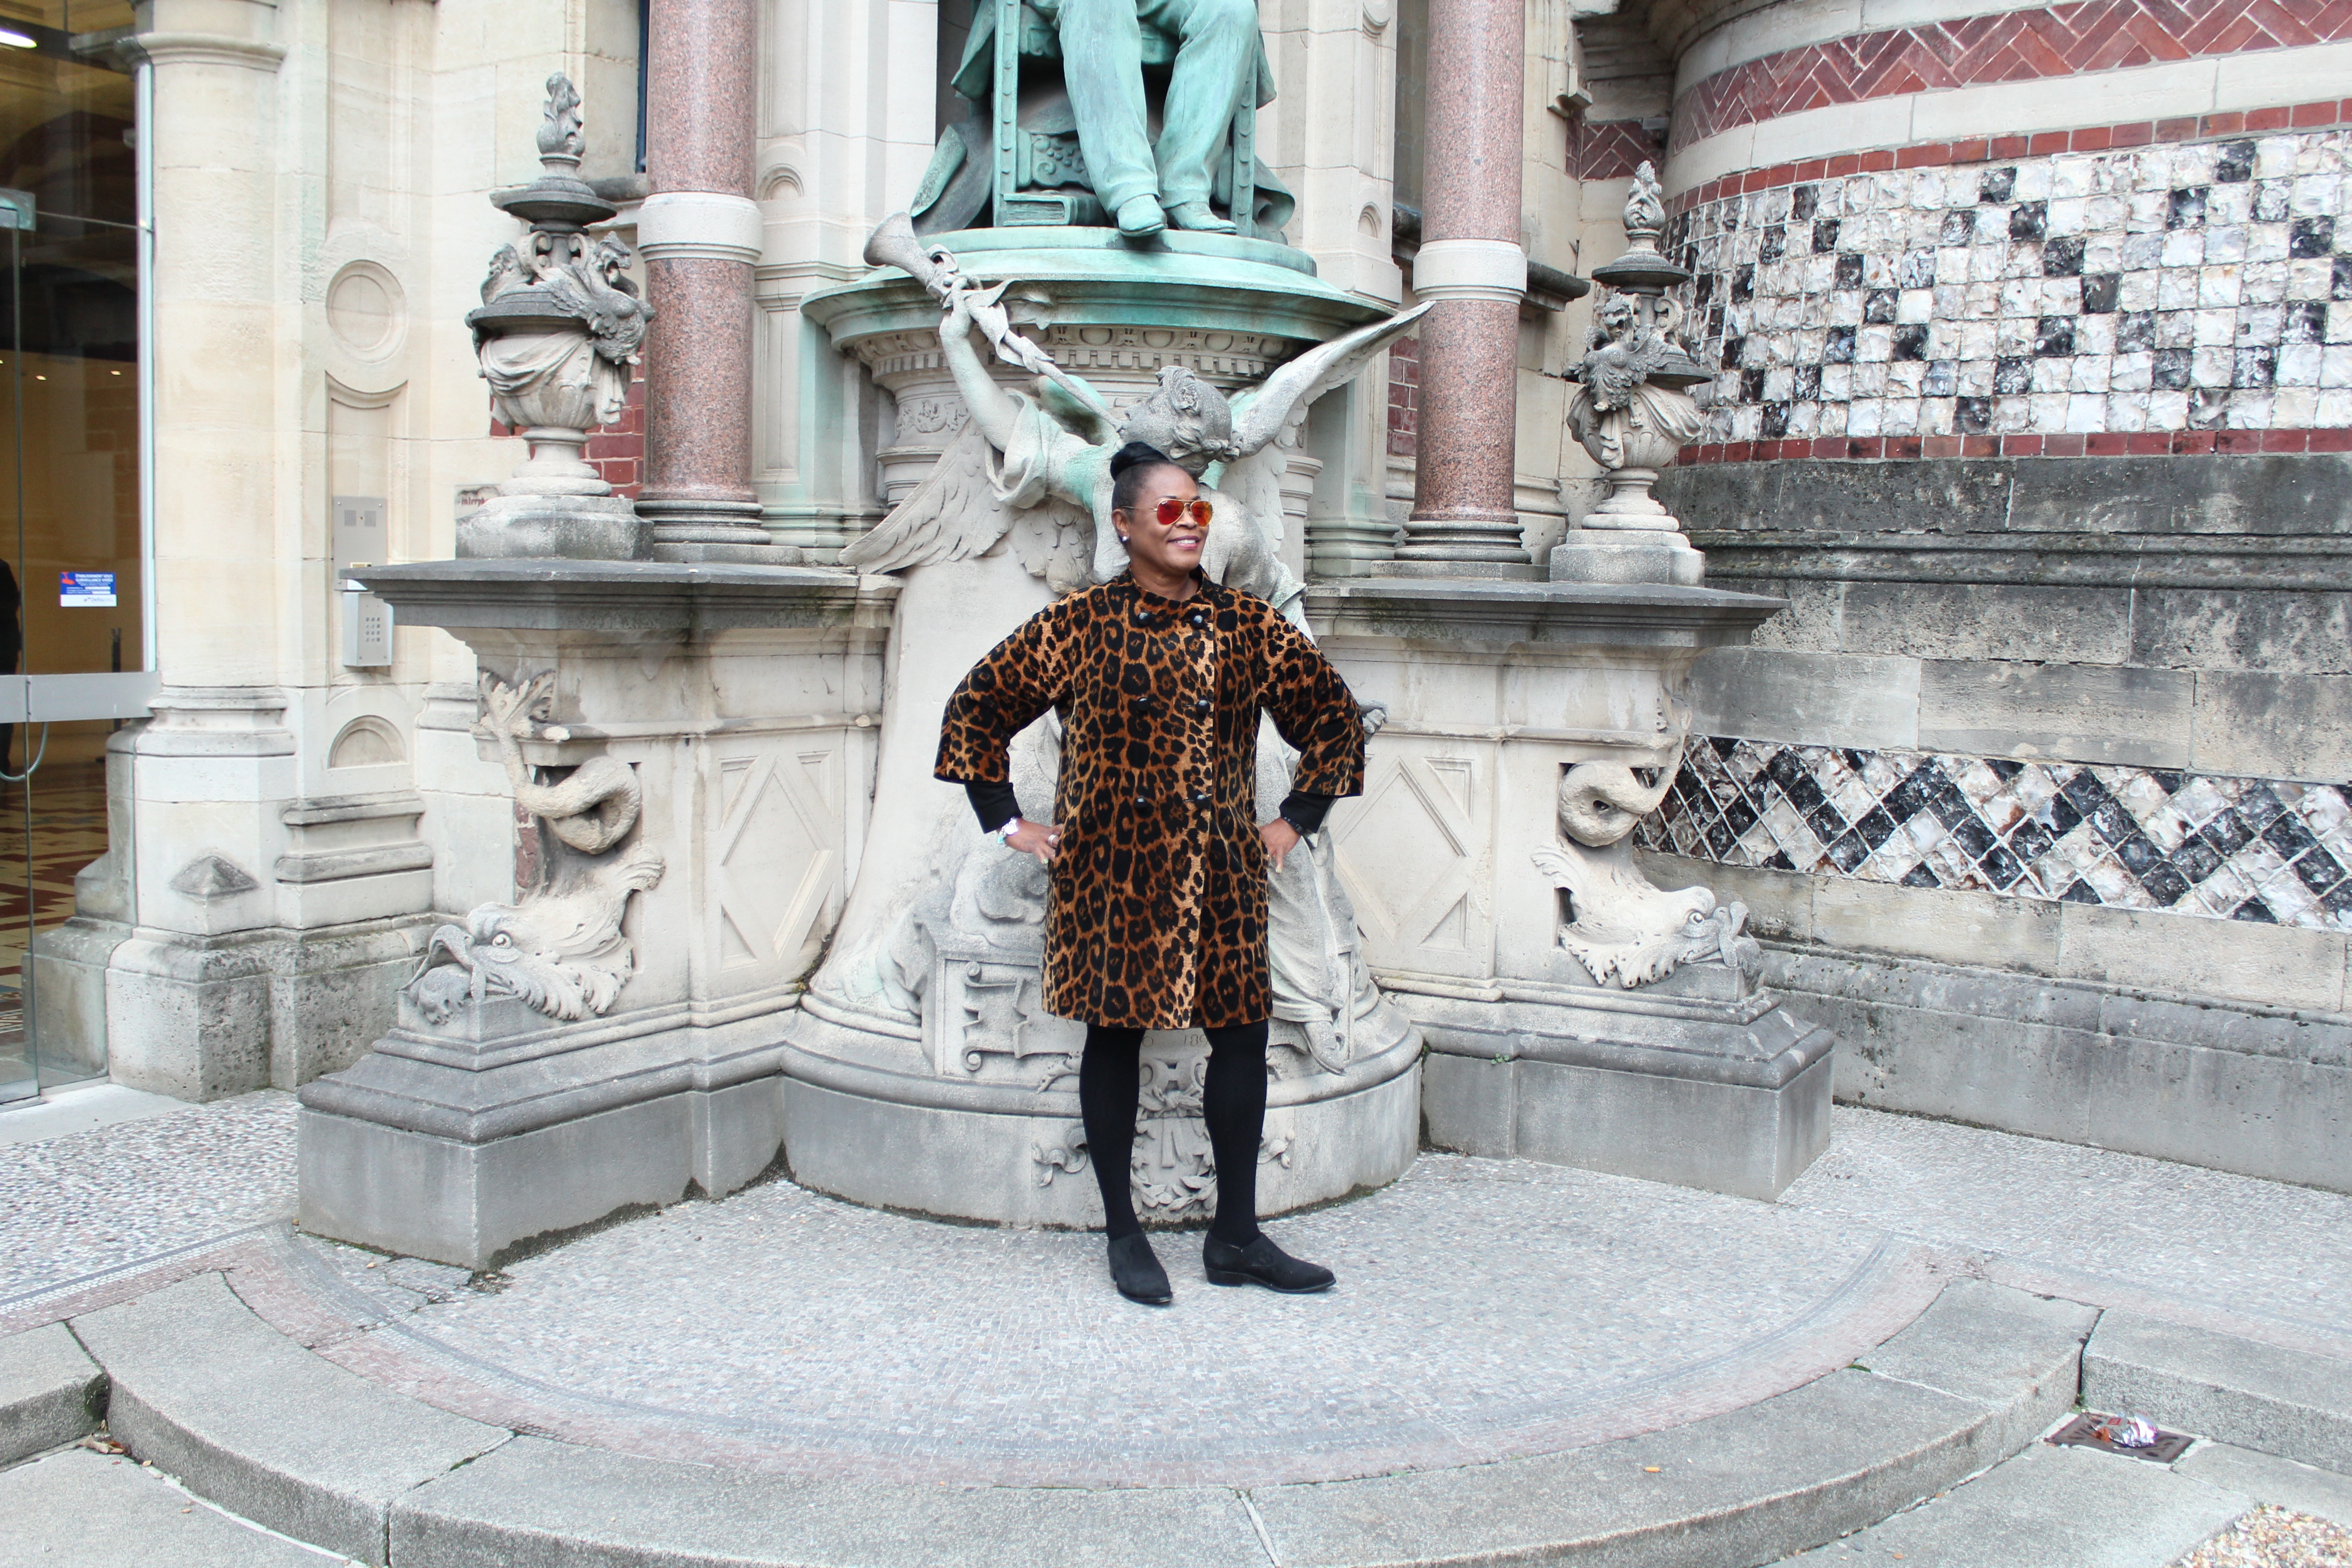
[0,1091,295,1311]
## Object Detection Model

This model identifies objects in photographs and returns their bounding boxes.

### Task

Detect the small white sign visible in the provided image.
[60,572,116,608]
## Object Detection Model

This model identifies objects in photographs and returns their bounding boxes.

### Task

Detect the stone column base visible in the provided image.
[1368,557,1544,581]
[1549,532,1707,586]
[76,916,432,1101]
[1398,967,1834,1200]
[457,496,649,561]
[298,995,794,1269]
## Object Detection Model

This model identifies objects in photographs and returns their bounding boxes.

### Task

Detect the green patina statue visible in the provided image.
[913,0,1294,240]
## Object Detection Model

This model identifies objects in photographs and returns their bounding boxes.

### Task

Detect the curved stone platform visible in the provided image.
[14,1107,2351,1568]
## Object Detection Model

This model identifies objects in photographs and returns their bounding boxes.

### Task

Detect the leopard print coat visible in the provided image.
[936,573,1365,1029]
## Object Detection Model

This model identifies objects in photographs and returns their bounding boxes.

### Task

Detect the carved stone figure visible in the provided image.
[406,673,665,1024]
[844,222,1428,622]
[914,0,1292,238]
[460,75,654,560]
[1531,748,1755,990]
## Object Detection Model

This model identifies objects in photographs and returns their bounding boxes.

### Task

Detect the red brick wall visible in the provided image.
[1387,337,1419,458]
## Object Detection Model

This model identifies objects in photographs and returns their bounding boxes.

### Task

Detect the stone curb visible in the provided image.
[2084,1310,2352,1473]
[33,1266,2106,1567]
[0,1321,105,1465]
[68,1273,511,1565]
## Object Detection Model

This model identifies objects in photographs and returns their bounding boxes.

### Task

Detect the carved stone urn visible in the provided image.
[459,74,654,561]
[1553,162,1712,587]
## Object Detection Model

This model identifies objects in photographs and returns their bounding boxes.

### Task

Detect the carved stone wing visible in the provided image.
[838,422,1015,573]
[1225,303,1432,459]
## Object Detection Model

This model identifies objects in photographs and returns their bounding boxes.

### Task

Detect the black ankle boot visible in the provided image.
[1202,1232,1335,1294]
[1108,1232,1173,1305]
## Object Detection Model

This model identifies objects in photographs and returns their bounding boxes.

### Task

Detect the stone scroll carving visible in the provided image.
[1531,746,1754,990]
[407,674,665,1025]
[1031,1049,1295,1218]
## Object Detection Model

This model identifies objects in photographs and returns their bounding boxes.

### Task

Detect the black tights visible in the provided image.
[1079,1021,1268,1245]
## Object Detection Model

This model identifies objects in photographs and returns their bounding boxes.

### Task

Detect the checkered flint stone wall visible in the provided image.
[1638,738,2352,932]
[1667,128,2352,447]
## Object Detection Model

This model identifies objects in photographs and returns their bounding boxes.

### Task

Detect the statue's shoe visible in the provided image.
[1164,201,1238,234]
[1108,1232,1174,1304]
[1202,1232,1335,1294]
[1116,195,1168,238]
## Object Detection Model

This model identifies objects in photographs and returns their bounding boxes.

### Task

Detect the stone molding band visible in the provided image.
[636,191,765,265]
[1668,3,2352,157]
[1665,41,2352,196]
[1667,96,2352,215]
[122,31,289,71]
[1682,429,2352,464]
[1408,239,1528,303]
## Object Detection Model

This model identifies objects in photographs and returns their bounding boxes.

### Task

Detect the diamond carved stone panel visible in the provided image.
[1333,743,1492,979]
[712,744,845,978]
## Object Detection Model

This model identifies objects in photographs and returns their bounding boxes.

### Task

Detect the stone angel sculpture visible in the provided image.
[842,218,1429,623]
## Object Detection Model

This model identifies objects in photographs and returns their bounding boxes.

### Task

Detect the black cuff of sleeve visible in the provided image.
[966,780,1021,834]
[1277,791,1335,836]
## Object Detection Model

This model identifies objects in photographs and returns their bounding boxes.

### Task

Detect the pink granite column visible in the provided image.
[1385,0,1533,576]
[635,0,776,560]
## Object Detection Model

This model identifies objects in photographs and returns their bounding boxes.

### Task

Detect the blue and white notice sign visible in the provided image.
[60,572,117,608]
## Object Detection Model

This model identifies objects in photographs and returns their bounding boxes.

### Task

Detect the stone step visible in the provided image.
[0,1321,103,1466]
[31,1269,2106,1568]
[0,1448,354,1567]
[1779,1439,2251,1567]
[69,1273,510,1567]
[2083,1311,2352,1474]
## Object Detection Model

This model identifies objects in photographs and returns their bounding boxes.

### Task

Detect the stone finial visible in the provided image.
[461,77,651,560]
[1622,161,1667,254]
[1553,165,1710,585]
[538,73,585,167]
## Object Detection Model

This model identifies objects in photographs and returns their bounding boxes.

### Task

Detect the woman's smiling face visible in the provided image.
[1116,463,1210,582]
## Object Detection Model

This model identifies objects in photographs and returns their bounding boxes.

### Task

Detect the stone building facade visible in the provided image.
[5,0,2342,1192]
[1610,0,2352,1182]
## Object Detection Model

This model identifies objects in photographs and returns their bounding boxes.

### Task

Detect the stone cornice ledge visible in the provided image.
[122,31,289,70]
[352,560,897,634]
[1304,577,1785,648]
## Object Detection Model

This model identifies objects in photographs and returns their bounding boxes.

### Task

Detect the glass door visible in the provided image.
[0,0,144,1103]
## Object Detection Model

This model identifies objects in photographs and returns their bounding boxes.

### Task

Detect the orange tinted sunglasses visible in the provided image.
[1149,497,1213,527]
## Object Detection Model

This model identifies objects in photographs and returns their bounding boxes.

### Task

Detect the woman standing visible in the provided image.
[936,443,1367,1305]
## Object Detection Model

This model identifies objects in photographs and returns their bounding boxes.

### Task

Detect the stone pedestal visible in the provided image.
[1304,577,1833,1200]
[787,234,1425,1228]
[298,562,895,1269]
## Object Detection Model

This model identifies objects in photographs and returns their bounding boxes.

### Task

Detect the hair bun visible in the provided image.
[1109,441,1172,479]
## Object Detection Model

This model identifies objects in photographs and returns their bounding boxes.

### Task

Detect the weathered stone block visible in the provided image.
[1916,659,2193,766]
[1811,879,2063,975]
[2133,589,2352,676]
[1840,582,2132,664]
[2057,902,2346,1014]
[2190,671,2352,782]
[1692,648,1921,750]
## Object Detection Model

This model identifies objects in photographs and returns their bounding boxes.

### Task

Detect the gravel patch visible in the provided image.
[2173,1505,2352,1568]
[0,1092,297,1303]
